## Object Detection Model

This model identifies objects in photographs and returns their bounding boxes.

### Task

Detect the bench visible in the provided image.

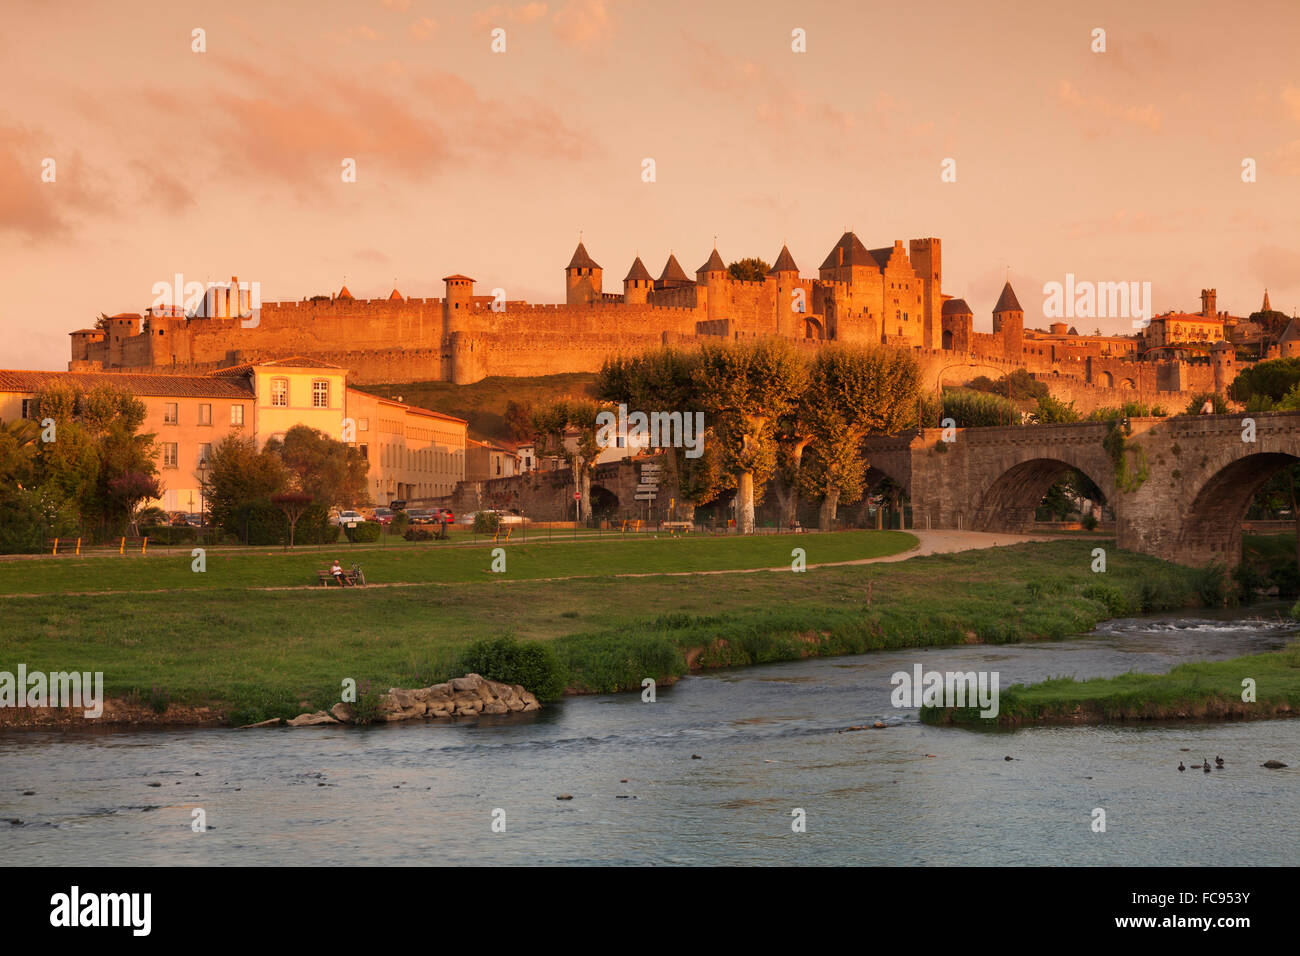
[317,567,364,586]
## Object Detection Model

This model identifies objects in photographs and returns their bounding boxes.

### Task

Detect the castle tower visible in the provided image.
[696,247,726,320]
[1279,318,1300,359]
[1201,288,1216,319]
[767,245,801,336]
[442,274,476,332]
[1211,341,1235,393]
[909,238,943,349]
[992,282,1024,359]
[941,298,973,352]
[656,254,691,289]
[623,256,653,305]
[565,241,603,306]
[1263,289,1272,313]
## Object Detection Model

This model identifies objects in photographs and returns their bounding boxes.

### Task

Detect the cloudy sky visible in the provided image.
[2,0,1298,370]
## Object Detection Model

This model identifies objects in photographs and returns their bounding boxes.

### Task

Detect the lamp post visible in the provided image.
[198,459,207,534]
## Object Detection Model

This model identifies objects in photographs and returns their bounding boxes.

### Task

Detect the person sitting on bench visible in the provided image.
[331,559,350,587]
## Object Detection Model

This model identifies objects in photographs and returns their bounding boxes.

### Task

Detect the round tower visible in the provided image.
[696,247,727,320]
[992,282,1024,359]
[767,244,801,336]
[565,242,602,306]
[623,256,652,305]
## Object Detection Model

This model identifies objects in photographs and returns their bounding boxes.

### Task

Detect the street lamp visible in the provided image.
[198,459,208,533]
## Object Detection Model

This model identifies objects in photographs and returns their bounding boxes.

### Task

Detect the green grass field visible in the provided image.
[0,529,915,595]
[923,640,1300,726]
[0,535,1219,725]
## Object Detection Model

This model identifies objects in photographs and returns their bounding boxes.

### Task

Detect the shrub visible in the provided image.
[1192,563,1236,607]
[403,527,433,541]
[344,520,381,543]
[456,635,566,700]
[472,511,501,534]
[1082,514,1098,531]
[142,525,197,545]
[392,511,411,535]
[941,388,1016,427]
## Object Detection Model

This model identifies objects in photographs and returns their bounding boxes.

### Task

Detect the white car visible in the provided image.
[331,510,365,526]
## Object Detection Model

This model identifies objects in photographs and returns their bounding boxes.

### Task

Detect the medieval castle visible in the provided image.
[68,232,1277,413]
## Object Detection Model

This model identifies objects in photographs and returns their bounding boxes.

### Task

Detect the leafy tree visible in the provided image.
[205,435,288,538]
[270,491,314,548]
[941,388,1016,427]
[531,398,610,523]
[727,258,771,282]
[796,346,920,530]
[107,471,163,536]
[504,400,536,442]
[1230,358,1300,404]
[995,368,1049,401]
[1035,394,1081,424]
[695,339,806,533]
[265,425,369,511]
[596,348,716,518]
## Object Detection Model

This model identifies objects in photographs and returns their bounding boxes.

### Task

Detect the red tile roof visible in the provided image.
[0,369,254,399]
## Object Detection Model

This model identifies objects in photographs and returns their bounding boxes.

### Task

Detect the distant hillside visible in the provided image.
[359,373,599,443]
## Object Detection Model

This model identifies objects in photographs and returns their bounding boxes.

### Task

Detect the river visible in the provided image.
[3,609,1298,866]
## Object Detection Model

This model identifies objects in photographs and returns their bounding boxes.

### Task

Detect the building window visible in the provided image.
[231,405,244,426]
[313,380,329,408]
[359,444,368,461]
[199,443,212,465]
[163,443,178,468]
[198,403,212,426]
[359,418,369,431]
[164,402,178,424]
[271,378,288,407]
[20,399,33,419]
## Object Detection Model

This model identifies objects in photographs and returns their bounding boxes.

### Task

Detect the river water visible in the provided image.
[3,610,1298,866]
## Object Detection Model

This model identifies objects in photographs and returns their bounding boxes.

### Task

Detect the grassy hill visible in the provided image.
[358,373,598,442]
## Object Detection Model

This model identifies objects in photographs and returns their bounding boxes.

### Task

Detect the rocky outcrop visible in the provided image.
[285,674,542,727]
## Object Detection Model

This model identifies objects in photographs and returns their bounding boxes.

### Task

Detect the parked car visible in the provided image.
[432,507,455,525]
[372,507,395,526]
[406,508,435,525]
[331,510,365,526]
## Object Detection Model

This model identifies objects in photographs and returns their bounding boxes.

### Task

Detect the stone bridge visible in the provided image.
[863,412,1300,567]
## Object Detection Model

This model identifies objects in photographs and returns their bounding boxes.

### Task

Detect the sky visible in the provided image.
[2,0,1298,371]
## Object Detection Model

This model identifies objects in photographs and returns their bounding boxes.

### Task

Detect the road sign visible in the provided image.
[573,491,580,500]
[634,492,657,501]
[636,484,659,493]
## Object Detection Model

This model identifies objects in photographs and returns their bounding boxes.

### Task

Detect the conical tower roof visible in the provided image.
[767,245,799,274]
[388,288,403,300]
[566,241,601,271]
[941,298,973,316]
[337,285,354,300]
[993,281,1022,313]
[697,248,726,274]
[659,254,690,285]
[1263,289,1272,312]
[1279,317,1300,343]
[624,257,652,282]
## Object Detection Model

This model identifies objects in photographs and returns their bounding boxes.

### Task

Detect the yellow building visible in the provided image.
[0,368,255,514]
[345,388,468,504]
[0,359,468,514]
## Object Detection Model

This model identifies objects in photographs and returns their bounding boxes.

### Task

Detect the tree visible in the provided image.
[107,471,163,536]
[271,492,315,548]
[205,435,288,537]
[695,339,806,534]
[1035,394,1081,424]
[727,258,771,282]
[797,346,920,530]
[1184,391,1228,415]
[265,425,369,511]
[531,398,610,523]
[596,348,716,519]
[504,400,536,442]
[1230,358,1300,405]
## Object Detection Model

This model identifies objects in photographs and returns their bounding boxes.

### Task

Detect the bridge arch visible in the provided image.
[1176,451,1300,565]
[970,455,1113,533]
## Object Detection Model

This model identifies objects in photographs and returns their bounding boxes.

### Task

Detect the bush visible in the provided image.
[403,527,433,541]
[456,636,566,700]
[1082,514,1098,531]
[472,511,501,534]
[941,388,1016,427]
[1184,391,1228,415]
[344,520,381,543]
[1192,563,1236,607]
[142,525,197,545]
[1036,394,1080,424]
[296,504,339,545]
[392,511,411,535]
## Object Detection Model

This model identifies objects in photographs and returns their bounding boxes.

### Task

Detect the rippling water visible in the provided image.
[3,609,1298,865]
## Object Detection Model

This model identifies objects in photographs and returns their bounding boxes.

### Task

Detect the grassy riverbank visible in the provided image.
[921,639,1300,727]
[0,536,1223,728]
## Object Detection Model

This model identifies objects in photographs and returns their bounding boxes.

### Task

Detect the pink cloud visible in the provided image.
[1057,80,1161,132]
